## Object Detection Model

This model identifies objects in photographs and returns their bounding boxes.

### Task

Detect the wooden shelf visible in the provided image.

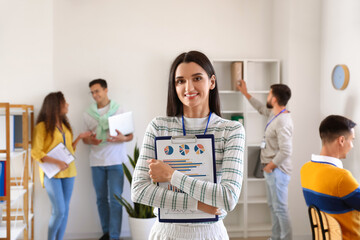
[248,223,272,231]
[248,90,269,94]
[221,110,244,114]
[0,150,26,161]
[0,109,25,116]
[0,221,26,240]
[219,90,242,94]
[246,143,261,147]
[2,212,34,222]
[213,58,279,63]
[0,188,27,207]
[247,197,268,204]
[247,178,266,182]
[0,103,34,240]
[212,59,280,238]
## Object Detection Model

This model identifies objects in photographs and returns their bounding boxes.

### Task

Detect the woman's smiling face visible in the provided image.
[175,62,215,116]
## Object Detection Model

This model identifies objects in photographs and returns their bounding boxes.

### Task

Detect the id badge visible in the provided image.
[260,138,266,149]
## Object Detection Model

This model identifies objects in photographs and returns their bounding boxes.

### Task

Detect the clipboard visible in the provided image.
[39,142,75,179]
[155,134,218,223]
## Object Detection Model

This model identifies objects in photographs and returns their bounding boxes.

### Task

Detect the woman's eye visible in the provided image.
[176,79,185,85]
[194,76,202,81]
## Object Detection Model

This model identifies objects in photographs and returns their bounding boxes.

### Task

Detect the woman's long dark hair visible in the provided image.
[36,91,72,136]
[166,51,221,117]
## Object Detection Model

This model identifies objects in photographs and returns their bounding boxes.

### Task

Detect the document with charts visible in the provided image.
[39,143,75,179]
[155,134,218,223]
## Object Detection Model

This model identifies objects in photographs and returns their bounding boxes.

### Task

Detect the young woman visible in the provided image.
[31,92,91,240]
[131,51,245,240]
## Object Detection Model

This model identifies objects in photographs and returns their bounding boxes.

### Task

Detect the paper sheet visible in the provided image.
[39,143,75,178]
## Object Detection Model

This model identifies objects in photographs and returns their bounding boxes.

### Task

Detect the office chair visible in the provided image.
[308,205,342,240]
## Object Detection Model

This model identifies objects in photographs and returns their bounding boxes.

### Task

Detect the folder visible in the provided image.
[155,134,218,223]
[39,143,75,178]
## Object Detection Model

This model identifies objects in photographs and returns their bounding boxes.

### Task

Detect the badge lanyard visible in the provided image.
[57,126,66,145]
[182,112,212,136]
[261,108,286,149]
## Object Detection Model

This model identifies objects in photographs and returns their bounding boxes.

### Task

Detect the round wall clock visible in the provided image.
[332,64,350,90]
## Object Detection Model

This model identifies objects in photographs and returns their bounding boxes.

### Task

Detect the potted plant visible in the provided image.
[114,143,156,240]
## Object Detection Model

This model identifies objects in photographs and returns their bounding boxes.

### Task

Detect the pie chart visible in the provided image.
[164,146,174,155]
[194,144,205,154]
[179,144,190,156]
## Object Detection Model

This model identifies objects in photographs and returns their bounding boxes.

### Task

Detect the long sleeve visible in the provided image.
[131,119,198,211]
[31,122,47,163]
[170,122,245,211]
[272,120,293,167]
[131,116,245,213]
[248,96,271,117]
[340,171,360,211]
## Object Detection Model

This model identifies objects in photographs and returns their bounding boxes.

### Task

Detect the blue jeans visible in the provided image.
[44,176,75,240]
[91,165,124,240]
[264,168,292,240]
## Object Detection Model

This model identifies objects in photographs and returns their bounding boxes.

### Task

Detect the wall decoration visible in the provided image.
[332,64,350,90]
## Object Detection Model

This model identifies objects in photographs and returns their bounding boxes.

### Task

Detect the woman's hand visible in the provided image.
[42,156,69,171]
[74,131,98,149]
[198,201,221,215]
[147,159,175,182]
[79,131,93,139]
[56,160,69,171]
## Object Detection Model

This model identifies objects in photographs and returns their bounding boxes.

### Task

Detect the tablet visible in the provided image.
[108,111,134,136]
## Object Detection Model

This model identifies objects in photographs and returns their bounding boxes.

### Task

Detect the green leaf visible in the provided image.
[114,194,136,217]
[128,155,136,169]
[113,142,155,219]
[134,143,140,165]
[122,163,132,185]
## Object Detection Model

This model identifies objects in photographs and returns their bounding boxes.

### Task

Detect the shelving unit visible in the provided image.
[213,59,280,238]
[0,103,34,240]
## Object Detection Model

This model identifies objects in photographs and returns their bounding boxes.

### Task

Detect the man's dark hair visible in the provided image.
[319,115,356,143]
[270,84,291,106]
[89,78,107,89]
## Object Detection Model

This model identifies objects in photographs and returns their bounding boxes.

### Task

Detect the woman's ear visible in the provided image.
[210,75,216,90]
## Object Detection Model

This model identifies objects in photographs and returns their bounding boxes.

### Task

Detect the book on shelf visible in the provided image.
[231,62,243,91]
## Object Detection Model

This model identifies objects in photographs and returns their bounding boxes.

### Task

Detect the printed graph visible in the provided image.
[194,144,205,154]
[163,159,206,178]
[179,144,190,155]
[164,146,174,155]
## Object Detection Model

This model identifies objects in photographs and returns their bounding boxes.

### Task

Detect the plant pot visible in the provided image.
[128,216,156,240]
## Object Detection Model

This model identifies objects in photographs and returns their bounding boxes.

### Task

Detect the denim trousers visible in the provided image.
[91,164,124,240]
[44,176,75,240]
[264,168,292,240]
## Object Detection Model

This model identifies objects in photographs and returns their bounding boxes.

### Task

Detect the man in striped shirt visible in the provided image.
[301,115,360,240]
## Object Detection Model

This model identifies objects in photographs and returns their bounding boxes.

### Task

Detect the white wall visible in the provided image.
[320,1,360,181]
[0,1,54,238]
[272,1,322,238]
[287,0,322,238]
[0,0,53,104]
